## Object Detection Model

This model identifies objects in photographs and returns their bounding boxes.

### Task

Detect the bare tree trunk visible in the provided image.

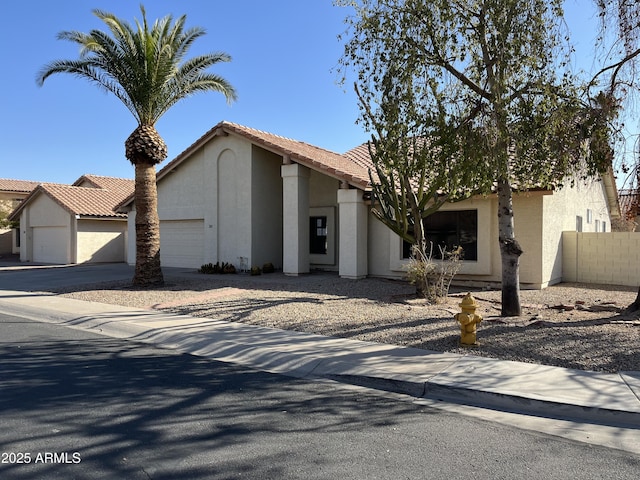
[413,211,427,298]
[625,286,640,315]
[133,163,164,287]
[497,179,522,316]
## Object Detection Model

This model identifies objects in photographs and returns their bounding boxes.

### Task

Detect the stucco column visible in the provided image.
[19,210,32,262]
[338,188,368,279]
[281,163,310,275]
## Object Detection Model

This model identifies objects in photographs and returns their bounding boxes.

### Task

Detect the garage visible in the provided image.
[32,226,69,264]
[160,219,205,269]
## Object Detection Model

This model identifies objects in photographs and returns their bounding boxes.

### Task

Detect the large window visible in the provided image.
[402,210,478,261]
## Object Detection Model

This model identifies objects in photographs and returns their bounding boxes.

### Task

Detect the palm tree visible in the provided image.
[37,6,237,286]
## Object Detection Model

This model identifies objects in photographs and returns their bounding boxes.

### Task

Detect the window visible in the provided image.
[602,221,607,232]
[402,210,478,261]
[576,216,583,232]
[586,209,593,223]
[595,219,601,232]
[309,216,328,254]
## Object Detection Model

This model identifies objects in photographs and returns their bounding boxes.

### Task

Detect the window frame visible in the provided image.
[389,202,492,275]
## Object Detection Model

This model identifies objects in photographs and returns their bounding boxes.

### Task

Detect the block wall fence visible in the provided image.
[562,232,640,287]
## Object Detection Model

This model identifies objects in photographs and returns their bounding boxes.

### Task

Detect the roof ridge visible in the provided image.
[43,184,109,191]
[81,174,133,180]
[222,121,343,156]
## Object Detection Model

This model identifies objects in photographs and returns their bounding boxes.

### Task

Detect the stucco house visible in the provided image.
[9,175,134,264]
[119,121,620,289]
[0,179,42,255]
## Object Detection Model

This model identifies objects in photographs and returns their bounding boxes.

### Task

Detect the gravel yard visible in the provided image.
[56,271,640,373]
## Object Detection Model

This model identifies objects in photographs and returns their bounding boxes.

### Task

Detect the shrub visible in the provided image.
[198,262,216,274]
[250,266,262,276]
[404,241,463,303]
[262,262,275,273]
[198,261,236,274]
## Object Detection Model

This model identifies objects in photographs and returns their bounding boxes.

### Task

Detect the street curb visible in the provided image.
[2,293,639,429]
[316,372,640,429]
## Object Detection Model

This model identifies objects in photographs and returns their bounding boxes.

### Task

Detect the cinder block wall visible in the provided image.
[562,232,640,286]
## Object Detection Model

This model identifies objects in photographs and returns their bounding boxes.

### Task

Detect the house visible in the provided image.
[119,120,620,289]
[9,175,134,264]
[0,179,42,255]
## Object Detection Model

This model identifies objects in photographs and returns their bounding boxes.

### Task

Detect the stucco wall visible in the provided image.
[251,146,283,269]
[19,194,72,263]
[217,146,252,267]
[76,219,126,263]
[541,178,611,286]
[0,229,12,254]
[563,231,640,286]
[368,196,496,281]
[367,177,613,288]
[154,134,267,270]
[28,194,70,227]
[308,170,340,270]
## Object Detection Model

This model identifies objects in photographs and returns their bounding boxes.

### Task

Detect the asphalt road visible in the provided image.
[0,263,135,292]
[1,314,639,480]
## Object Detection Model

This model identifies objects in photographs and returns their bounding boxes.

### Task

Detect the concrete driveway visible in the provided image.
[0,257,136,291]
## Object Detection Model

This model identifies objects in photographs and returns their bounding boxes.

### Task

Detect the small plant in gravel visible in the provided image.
[222,262,236,274]
[198,263,217,274]
[250,266,262,276]
[405,241,462,303]
[262,262,275,273]
[198,261,237,274]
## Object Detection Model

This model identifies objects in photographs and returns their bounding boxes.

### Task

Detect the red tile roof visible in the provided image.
[619,189,640,219]
[343,143,375,171]
[114,120,621,219]
[117,121,373,210]
[159,121,371,188]
[0,179,43,194]
[9,175,134,221]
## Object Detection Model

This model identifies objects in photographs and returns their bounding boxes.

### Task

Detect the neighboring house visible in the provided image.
[618,188,639,231]
[0,179,42,255]
[119,120,620,289]
[9,175,134,264]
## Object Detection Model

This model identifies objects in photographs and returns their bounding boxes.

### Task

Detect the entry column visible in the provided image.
[281,163,310,275]
[338,188,368,279]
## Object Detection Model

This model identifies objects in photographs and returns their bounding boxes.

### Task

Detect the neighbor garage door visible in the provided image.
[32,226,69,264]
[160,219,205,268]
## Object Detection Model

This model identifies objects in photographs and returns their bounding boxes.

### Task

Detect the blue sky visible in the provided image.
[0,1,609,184]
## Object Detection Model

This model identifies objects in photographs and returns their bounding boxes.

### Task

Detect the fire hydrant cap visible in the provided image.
[459,293,477,309]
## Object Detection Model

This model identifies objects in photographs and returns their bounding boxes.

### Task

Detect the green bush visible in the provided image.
[198,261,236,274]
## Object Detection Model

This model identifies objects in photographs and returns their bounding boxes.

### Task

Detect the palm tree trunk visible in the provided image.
[497,179,522,316]
[133,163,164,286]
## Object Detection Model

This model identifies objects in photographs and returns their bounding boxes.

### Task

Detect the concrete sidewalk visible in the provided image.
[1,289,638,430]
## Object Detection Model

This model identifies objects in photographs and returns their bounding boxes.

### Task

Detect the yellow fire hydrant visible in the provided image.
[455,293,483,346]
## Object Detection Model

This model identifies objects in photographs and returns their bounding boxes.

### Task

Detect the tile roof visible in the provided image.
[343,143,375,171]
[619,189,640,219]
[9,175,134,221]
[0,179,43,194]
[118,121,373,210]
[159,121,371,188]
[73,174,135,196]
[115,120,621,220]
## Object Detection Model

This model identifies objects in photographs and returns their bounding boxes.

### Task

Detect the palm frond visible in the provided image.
[38,5,236,127]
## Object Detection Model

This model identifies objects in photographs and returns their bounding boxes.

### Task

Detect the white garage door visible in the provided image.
[32,226,68,264]
[160,220,205,268]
